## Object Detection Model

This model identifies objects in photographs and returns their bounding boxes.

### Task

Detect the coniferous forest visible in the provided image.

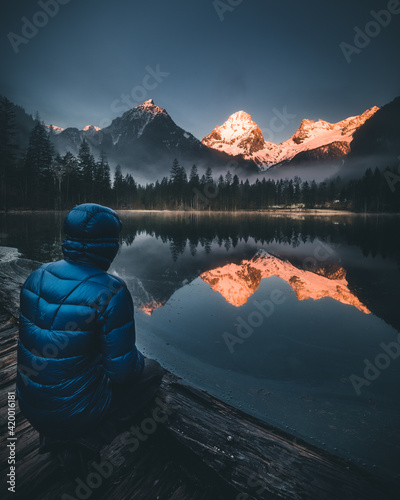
[1,96,400,213]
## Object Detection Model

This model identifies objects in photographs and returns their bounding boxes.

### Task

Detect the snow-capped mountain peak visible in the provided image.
[83,125,101,132]
[228,110,252,123]
[105,99,169,142]
[202,110,267,156]
[133,99,167,117]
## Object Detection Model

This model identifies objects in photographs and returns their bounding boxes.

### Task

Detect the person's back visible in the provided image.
[16,203,161,440]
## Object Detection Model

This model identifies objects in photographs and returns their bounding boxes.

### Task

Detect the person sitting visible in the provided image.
[16,203,163,473]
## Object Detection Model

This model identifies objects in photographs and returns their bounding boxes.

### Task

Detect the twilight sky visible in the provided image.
[1,0,399,143]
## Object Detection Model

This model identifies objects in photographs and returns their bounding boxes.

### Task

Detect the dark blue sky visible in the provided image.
[1,0,399,143]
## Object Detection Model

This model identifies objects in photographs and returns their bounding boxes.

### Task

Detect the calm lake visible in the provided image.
[1,211,400,482]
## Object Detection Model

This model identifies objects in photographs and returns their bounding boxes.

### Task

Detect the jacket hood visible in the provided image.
[62,204,122,270]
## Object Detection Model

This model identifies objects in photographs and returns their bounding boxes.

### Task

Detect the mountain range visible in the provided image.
[4,94,400,183]
[202,106,379,168]
[48,99,258,183]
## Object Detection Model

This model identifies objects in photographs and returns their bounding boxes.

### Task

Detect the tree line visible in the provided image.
[1,96,399,213]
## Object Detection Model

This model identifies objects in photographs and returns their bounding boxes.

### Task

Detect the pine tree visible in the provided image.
[61,151,79,206]
[318,181,328,207]
[205,166,213,185]
[124,173,137,208]
[169,158,187,208]
[291,176,301,205]
[52,154,65,210]
[170,158,187,185]
[231,174,240,210]
[302,181,311,208]
[23,121,54,207]
[160,176,169,209]
[77,139,96,203]
[310,180,318,208]
[170,158,181,184]
[189,164,199,186]
[94,151,112,205]
[113,164,124,208]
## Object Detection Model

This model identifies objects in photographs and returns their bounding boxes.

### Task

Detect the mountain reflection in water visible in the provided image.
[201,249,370,312]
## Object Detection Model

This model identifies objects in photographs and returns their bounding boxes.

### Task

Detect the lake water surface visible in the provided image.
[1,211,400,482]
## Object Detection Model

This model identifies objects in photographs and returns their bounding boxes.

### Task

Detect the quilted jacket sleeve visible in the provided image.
[99,284,144,383]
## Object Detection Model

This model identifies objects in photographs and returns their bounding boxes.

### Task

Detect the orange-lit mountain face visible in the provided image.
[202,107,379,167]
[201,250,370,313]
[202,111,268,156]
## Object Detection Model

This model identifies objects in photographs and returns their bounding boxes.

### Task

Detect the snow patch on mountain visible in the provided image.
[45,124,64,134]
[83,125,101,132]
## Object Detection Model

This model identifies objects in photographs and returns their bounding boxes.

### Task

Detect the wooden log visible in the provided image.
[0,255,42,318]
[155,374,397,499]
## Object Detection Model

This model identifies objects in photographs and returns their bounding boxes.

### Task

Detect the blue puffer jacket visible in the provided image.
[16,204,144,438]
